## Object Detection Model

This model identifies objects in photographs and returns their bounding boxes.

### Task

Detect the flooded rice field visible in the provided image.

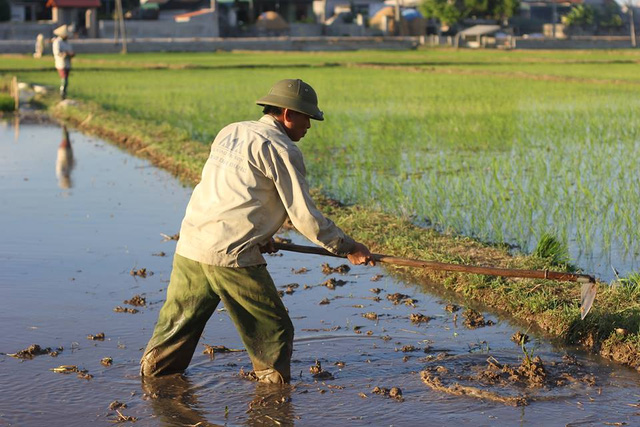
[1,120,639,426]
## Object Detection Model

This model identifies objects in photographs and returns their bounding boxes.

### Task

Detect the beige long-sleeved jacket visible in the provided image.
[52,37,73,70]
[176,115,355,267]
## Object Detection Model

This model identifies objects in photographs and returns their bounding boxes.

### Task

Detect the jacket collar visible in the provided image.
[259,114,290,139]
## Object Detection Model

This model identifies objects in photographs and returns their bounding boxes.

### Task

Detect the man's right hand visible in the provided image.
[347,242,375,266]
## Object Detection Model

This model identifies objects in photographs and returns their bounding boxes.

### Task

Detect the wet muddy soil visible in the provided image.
[1,122,639,426]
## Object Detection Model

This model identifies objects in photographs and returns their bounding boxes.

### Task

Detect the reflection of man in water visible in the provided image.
[56,126,75,189]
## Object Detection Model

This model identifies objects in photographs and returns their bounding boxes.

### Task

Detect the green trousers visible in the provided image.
[140,254,294,383]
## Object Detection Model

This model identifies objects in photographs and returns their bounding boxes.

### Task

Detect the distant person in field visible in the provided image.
[33,34,44,58]
[52,25,74,100]
[140,79,374,383]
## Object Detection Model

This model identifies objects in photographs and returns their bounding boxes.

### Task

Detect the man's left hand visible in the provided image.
[259,238,278,254]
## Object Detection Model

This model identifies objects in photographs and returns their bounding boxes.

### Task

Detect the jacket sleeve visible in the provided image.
[263,143,356,256]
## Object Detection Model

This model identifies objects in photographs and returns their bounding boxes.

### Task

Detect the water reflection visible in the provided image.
[55,125,75,189]
[141,376,296,426]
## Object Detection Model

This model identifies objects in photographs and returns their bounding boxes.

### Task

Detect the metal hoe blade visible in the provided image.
[580,281,597,320]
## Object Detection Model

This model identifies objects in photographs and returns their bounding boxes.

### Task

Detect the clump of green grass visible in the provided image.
[0,93,14,112]
[532,233,571,268]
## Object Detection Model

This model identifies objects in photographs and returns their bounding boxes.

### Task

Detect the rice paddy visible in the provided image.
[3,48,639,281]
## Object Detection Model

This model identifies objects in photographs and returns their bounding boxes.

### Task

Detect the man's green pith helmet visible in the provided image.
[256,79,324,121]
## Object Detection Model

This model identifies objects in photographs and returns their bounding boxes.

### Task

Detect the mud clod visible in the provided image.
[160,232,179,241]
[8,344,61,359]
[462,309,494,329]
[511,331,530,345]
[109,401,127,410]
[386,293,412,305]
[282,282,299,291]
[322,263,350,275]
[372,386,403,401]
[310,360,334,380]
[112,409,137,423]
[203,344,244,359]
[445,304,460,313]
[130,268,152,278]
[87,332,105,341]
[124,295,146,307]
[362,312,378,321]
[114,306,139,314]
[323,278,347,289]
[410,313,432,324]
[397,345,420,353]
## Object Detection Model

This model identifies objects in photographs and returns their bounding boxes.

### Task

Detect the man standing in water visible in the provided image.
[52,25,74,100]
[141,79,374,383]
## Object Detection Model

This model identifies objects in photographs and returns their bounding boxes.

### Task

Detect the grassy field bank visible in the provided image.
[2,49,639,370]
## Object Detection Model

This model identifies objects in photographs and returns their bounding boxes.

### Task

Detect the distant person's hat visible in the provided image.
[53,25,69,38]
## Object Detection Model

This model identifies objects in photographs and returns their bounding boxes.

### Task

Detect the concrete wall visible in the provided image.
[99,18,219,39]
[0,36,420,54]
[0,22,58,40]
[514,36,635,49]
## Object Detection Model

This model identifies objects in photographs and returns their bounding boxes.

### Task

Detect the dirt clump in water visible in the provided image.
[282,283,299,295]
[109,401,127,410]
[410,313,432,324]
[203,344,244,360]
[362,312,378,321]
[386,293,413,305]
[511,331,530,345]
[110,409,138,423]
[87,332,105,341]
[124,295,146,306]
[372,386,404,402]
[50,365,93,380]
[462,309,495,329]
[310,360,334,380]
[323,278,347,289]
[445,304,460,313]
[160,232,179,241]
[8,344,62,359]
[113,306,139,314]
[321,263,350,274]
[130,268,152,278]
[421,352,596,406]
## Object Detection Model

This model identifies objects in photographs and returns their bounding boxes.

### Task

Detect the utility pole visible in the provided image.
[114,0,127,54]
[630,4,637,48]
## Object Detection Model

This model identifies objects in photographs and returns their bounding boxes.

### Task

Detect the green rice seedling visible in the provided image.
[532,233,571,268]
[0,93,14,112]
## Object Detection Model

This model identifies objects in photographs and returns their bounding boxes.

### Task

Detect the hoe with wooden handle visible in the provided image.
[273,242,597,319]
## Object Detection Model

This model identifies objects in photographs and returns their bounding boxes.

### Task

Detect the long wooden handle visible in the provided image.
[273,242,596,284]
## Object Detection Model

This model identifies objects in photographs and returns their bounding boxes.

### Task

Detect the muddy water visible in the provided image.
[1,121,639,426]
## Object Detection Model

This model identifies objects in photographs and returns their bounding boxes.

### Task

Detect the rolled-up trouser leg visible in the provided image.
[140,254,220,376]
[204,264,294,383]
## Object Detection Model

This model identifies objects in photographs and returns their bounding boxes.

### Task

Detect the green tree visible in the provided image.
[0,0,11,22]
[420,0,519,26]
[420,0,465,26]
[562,5,596,29]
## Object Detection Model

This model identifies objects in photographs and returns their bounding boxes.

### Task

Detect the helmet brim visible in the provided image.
[256,94,324,121]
